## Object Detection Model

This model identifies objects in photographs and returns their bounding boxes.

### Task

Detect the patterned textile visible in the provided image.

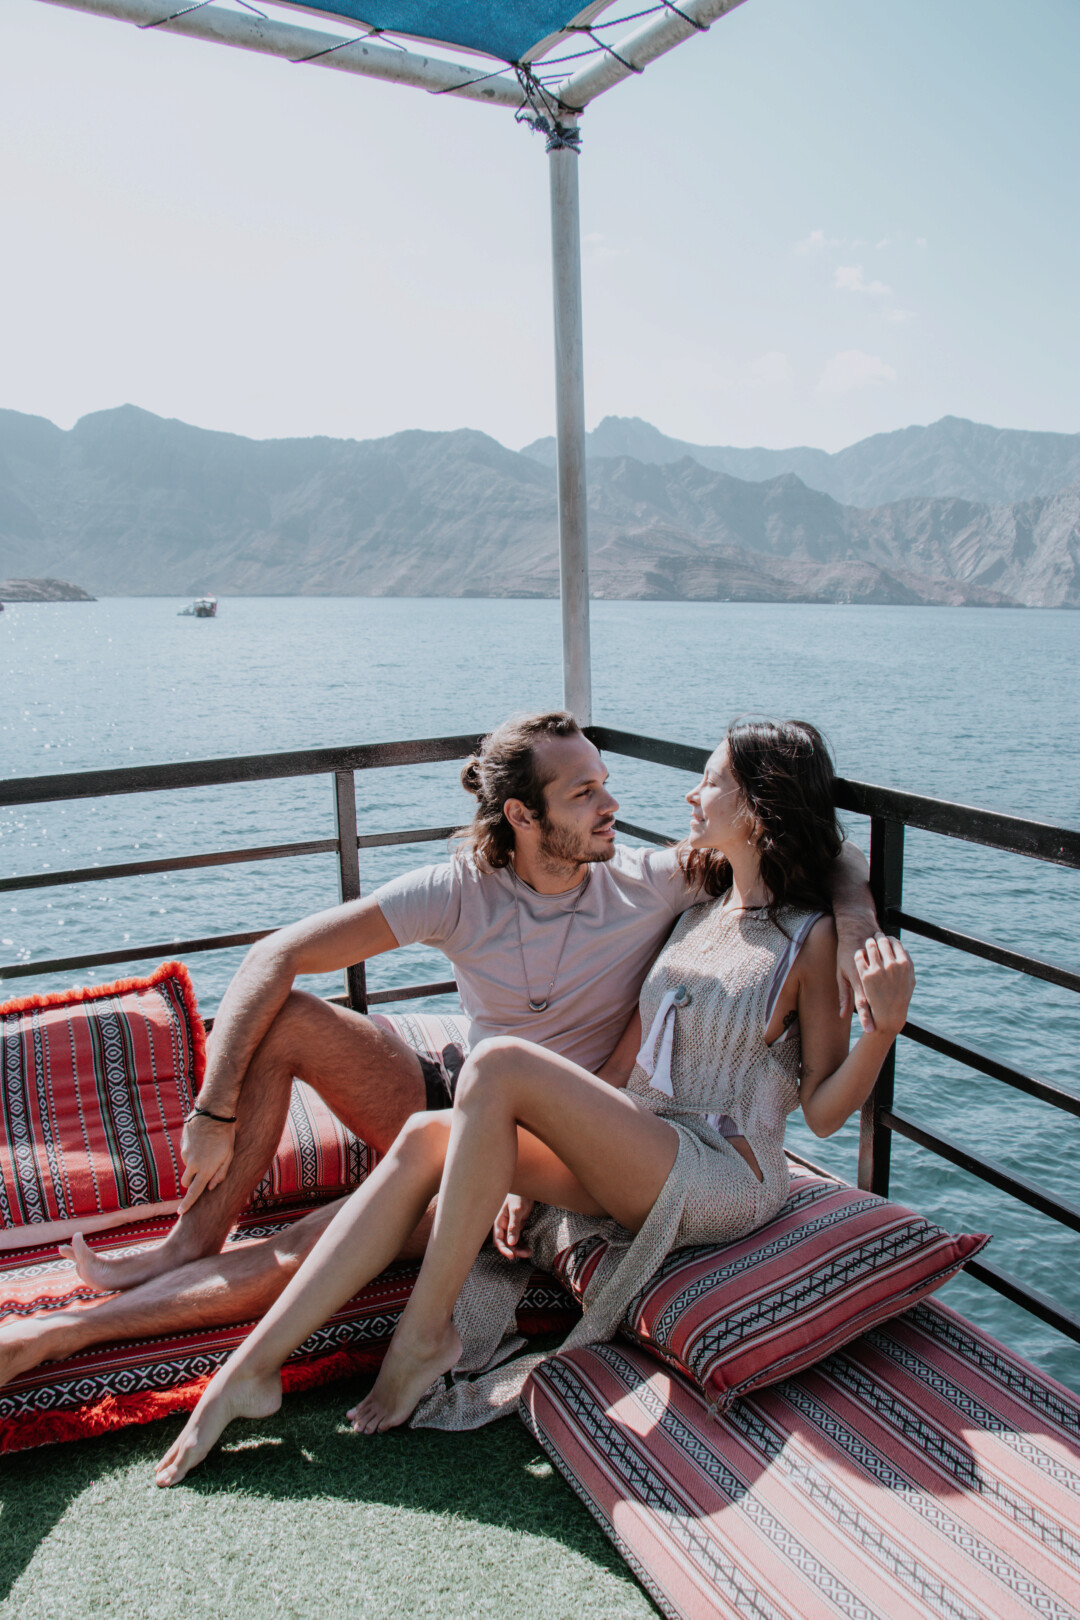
[552,1164,988,1413]
[0,1204,576,1453]
[522,1304,1080,1620]
[0,964,204,1246]
[247,1081,375,1212]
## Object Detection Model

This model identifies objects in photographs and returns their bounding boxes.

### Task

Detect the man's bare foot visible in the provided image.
[347,1321,461,1434]
[60,1228,202,1292]
[0,1313,82,1389]
[155,1363,283,1487]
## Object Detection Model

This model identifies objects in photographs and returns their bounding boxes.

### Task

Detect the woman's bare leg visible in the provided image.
[154,1111,452,1487]
[350,1039,678,1433]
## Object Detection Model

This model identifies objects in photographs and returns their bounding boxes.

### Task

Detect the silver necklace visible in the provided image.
[510,864,592,1013]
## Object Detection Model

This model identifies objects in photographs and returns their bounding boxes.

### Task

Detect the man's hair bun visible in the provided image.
[460,757,483,796]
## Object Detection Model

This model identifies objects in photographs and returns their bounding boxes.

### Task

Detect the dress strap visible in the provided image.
[763,910,827,1027]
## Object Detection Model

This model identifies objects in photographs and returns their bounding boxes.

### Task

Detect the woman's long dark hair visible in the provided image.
[679,718,843,920]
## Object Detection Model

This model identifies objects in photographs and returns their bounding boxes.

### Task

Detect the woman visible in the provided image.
[156,719,914,1483]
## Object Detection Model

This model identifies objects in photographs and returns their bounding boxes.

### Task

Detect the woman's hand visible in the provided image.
[493,1194,534,1260]
[177,1116,236,1213]
[854,933,915,1039]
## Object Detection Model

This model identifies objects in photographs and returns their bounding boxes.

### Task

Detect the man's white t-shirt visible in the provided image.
[374,846,697,1073]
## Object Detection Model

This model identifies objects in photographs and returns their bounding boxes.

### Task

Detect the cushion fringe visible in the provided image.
[0,961,206,1088]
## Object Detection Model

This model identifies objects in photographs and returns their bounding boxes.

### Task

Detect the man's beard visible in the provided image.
[537,814,615,868]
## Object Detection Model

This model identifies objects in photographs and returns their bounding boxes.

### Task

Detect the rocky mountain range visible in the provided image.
[0,405,1077,607]
[522,415,1080,509]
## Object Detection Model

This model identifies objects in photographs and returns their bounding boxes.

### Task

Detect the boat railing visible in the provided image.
[2,725,1079,1348]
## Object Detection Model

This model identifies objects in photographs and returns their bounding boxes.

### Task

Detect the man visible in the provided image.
[0,711,877,1388]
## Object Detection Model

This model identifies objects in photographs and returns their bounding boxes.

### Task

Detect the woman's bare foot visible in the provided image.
[347,1320,461,1434]
[59,1227,202,1292]
[0,1313,82,1389]
[155,1362,283,1487]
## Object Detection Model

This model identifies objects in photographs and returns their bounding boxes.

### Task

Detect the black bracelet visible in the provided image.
[186,1105,238,1125]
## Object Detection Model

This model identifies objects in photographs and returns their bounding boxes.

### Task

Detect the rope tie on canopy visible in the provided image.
[428,62,519,97]
[137,0,213,29]
[290,26,404,65]
[565,24,643,73]
[661,1,710,30]
[514,66,581,152]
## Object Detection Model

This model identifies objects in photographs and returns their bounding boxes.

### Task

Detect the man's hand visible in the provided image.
[835,915,878,1033]
[177,1115,237,1214]
[829,843,880,1033]
[493,1194,534,1260]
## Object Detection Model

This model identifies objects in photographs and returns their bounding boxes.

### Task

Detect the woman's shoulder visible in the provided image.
[790,911,837,976]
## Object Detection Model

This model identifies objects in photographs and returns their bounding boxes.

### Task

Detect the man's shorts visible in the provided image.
[419,1043,466,1110]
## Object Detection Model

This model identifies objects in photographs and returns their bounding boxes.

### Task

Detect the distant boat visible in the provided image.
[179,596,218,618]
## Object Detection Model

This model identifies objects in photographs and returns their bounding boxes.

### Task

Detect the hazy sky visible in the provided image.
[2,0,1077,452]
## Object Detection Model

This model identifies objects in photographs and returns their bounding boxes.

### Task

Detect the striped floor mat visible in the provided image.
[522,1301,1080,1620]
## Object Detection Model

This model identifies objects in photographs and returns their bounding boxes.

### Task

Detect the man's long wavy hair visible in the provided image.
[457,711,582,870]
[679,718,843,920]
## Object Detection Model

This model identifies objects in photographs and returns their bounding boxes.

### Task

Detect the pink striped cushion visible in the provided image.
[553,1166,989,1411]
[522,1307,1080,1620]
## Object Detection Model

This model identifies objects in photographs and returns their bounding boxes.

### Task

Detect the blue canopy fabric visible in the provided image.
[280,2,610,64]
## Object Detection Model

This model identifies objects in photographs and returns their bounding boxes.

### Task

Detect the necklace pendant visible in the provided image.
[528,998,549,1013]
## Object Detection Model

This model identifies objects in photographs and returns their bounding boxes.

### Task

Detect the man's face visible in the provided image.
[533,734,619,866]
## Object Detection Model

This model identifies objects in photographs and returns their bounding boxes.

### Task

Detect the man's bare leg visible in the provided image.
[0,1194,435,1391]
[155,1113,451,1486]
[62,992,427,1291]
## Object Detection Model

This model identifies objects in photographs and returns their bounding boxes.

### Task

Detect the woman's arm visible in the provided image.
[795,919,915,1138]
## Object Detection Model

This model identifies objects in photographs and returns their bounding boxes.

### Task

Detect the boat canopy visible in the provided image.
[272,1,618,65]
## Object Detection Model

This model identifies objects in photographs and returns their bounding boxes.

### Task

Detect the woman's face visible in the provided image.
[685,743,754,854]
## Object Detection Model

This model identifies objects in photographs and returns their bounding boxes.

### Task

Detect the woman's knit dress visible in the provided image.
[411,897,824,1430]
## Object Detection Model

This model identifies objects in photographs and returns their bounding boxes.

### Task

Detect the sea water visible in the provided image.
[2,597,1078,1387]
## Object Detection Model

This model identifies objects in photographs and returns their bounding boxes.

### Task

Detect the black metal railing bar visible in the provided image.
[612,817,673,846]
[203,979,462,1032]
[890,909,1080,994]
[0,928,278,981]
[964,1257,1080,1344]
[881,1109,1080,1235]
[0,733,485,808]
[0,838,341,895]
[902,1020,1080,1118]
[0,825,459,897]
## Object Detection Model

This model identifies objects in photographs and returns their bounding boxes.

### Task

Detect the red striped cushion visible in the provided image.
[0,964,204,1244]
[553,1166,989,1411]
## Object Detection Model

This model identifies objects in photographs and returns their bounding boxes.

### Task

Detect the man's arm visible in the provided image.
[828,842,880,1032]
[178,897,399,1210]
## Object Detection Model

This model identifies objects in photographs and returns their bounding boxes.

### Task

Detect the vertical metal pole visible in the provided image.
[332,769,367,1013]
[858,816,904,1195]
[548,126,592,724]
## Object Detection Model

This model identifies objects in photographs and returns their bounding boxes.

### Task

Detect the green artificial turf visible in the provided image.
[0,1376,659,1620]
